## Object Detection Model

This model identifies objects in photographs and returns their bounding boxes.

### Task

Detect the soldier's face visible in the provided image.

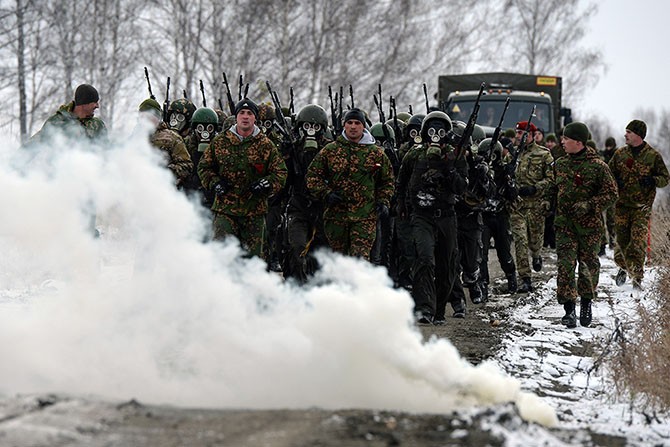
[81,101,98,118]
[236,109,256,133]
[624,129,643,147]
[344,119,364,142]
[561,135,582,154]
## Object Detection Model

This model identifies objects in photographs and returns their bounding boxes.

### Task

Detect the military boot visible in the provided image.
[615,269,627,286]
[562,301,577,328]
[517,277,532,293]
[506,274,518,294]
[480,282,489,302]
[532,256,543,272]
[469,284,483,304]
[579,297,592,327]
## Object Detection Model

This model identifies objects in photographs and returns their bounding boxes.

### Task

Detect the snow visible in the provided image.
[1,132,669,445]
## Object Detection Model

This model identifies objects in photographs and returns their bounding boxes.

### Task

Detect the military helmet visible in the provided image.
[396,111,412,123]
[449,120,472,148]
[138,98,162,118]
[167,98,196,132]
[370,122,396,146]
[405,113,425,143]
[477,138,502,161]
[257,103,276,133]
[296,104,328,127]
[191,107,219,125]
[472,124,486,144]
[420,110,452,142]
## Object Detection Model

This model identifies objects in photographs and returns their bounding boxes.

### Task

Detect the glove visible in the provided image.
[213,179,230,198]
[572,201,590,217]
[518,185,537,197]
[326,191,343,206]
[250,178,272,195]
[376,202,389,218]
[639,176,656,188]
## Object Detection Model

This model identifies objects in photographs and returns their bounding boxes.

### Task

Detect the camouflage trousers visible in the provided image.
[212,212,266,258]
[323,217,377,259]
[510,203,546,279]
[555,222,602,304]
[614,205,651,282]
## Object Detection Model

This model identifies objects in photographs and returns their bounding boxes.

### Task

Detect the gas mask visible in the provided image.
[300,122,322,149]
[425,121,448,158]
[195,123,216,152]
[408,127,421,144]
[169,112,187,133]
[259,119,274,134]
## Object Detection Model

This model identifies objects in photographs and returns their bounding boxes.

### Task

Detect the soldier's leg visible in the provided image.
[613,206,632,271]
[349,217,378,259]
[627,208,652,282]
[576,228,602,300]
[510,209,531,280]
[458,212,482,287]
[605,204,616,247]
[395,216,415,290]
[492,212,516,277]
[479,216,493,287]
[527,204,546,259]
[212,212,238,241]
[555,225,578,304]
[238,214,266,258]
[285,211,311,282]
[411,214,438,319]
[435,214,462,319]
[323,219,350,255]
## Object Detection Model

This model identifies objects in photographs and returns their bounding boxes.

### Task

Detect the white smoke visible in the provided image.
[0,129,557,427]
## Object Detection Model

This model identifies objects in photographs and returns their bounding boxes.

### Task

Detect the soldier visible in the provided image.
[166,98,196,139]
[543,133,560,249]
[138,98,193,187]
[601,136,618,249]
[183,107,219,207]
[30,83,107,144]
[282,104,331,282]
[551,122,617,328]
[509,121,554,293]
[608,120,670,289]
[306,108,394,260]
[479,137,519,297]
[197,98,287,258]
[396,111,468,324]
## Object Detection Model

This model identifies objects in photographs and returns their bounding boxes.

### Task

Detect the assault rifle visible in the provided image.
[199,80,207,107]
[422,83,430,113]
[349,84,355,109]
[289,87,295,116]
[373,92,400,171]
[389,95,403,147]
[163,77,171,124]
[489,96,511,167]
[505,104,536,178]
[222,72,236,115]
[144,67,155,100]
[266,80,299,176]
[453,82,485,158]
[238,74,243,101]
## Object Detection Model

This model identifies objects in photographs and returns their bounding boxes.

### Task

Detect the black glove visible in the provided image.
[213,179,230,198]
[376,202,389,218]
[518,185,537,197]
[639,175,656,188]
[326,191,343,206]
[250,178,272,195]
[474,162,489,178]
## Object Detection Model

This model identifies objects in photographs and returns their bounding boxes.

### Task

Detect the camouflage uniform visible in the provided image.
[608,142,669,282]
[306,132,394,259]
[198,126,287,258]
[150,122,193,186]
[509,141,554,286]
[30,101,107,144]
[396,144,468,321]
[551,148,617,304]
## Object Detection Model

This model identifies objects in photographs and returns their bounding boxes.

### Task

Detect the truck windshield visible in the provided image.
[446,100,552,133]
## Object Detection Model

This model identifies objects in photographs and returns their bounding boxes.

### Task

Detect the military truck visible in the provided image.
[437,72,572,135]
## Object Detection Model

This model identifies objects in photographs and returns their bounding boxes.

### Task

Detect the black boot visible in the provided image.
[615,269,627,286]
[598,244,606,257]
[562,301,577,328]
[506,274,518,294]
[532,256,543,272]
[579,298,592,327]
[480,282,489,302]
[517,277,532,293]
[469,284,483,304]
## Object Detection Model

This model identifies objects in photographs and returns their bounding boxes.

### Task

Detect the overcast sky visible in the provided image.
[580,0,668,134]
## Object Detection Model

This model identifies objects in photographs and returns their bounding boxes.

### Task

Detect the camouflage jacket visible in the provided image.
[306,133,394,221]
[396,143,468,213]
[608,142,670,209]
[30,101,107,144]
[198,126,287,217]
[551,148,617,230]
[513,141,554,206]
[150,122,193,185]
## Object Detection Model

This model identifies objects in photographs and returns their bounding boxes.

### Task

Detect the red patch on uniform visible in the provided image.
[625,158,634,168]
[574,173,583,186]
[253,163,264,174]
[371,163,382,172]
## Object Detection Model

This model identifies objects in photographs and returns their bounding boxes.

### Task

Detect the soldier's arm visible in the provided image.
[265,141,288,195]
[651,151,670,188]
[305,148,330,200]
[168,137,194,182]
[592,161,618,214]
[197,139,220,190]
[535,151,555,193]
[375,151,395,207]
[395,148,416,201]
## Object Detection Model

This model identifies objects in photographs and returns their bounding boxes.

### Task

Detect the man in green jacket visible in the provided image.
[306,108,394,260]
[198,99,287,258]
[608,120,670,289]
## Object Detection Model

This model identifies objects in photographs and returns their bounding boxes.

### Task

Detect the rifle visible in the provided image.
[163,76,171,123]
[218,97,224,111]
[422,83,430,113]
[506,105,536,176]
[338,86,344,131]
[390,96,402,146]
[243,83,249,99]
[183,89,188,99]
[453,82,485,158]
[408,104,413,115]
[489,97,511,168]
[328,86,340,135]
[238,74,243,100]
[222,72,236,115]
[199,80,207,107]
[265,80,296,146]
[289,87,295,116]
[144,67,155,100]
[373,93,400,170]
[349,84,355,109]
